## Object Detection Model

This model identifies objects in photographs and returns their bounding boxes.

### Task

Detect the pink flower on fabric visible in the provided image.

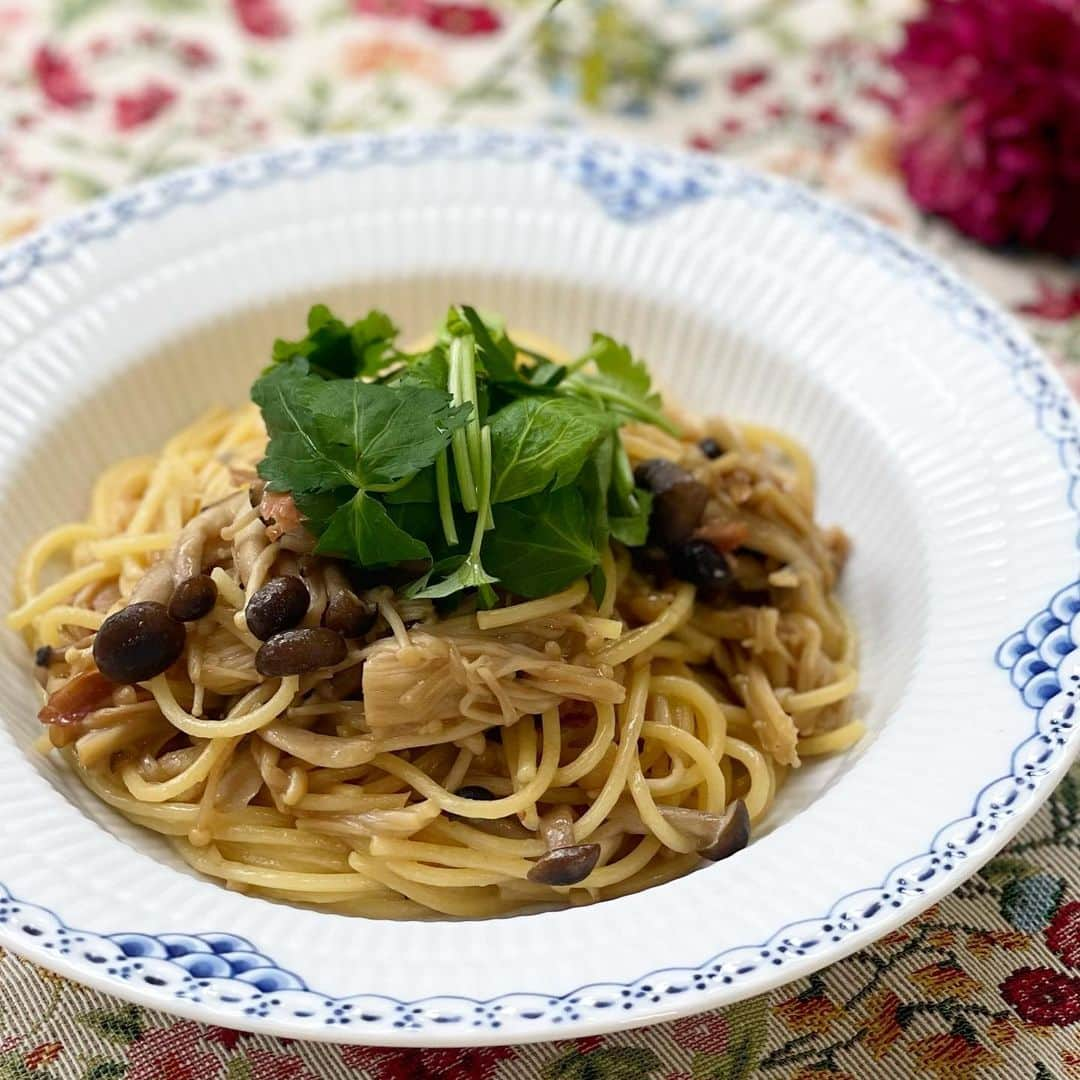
[422,3,501,36]
[127,1021,220,1080]
[232,0,292,38]
[353,0,501,36]
[113,81,176,131]
[1018,281,1080,322]
[728,66,769,95]
[177,40,216,69]
[671,1011,729,1054]
[891,0,1080,257]
[32,45,94,109]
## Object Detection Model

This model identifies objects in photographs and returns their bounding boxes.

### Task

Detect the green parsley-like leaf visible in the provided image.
[252,361,361,492]
[483,486,599,598]
[271,305,398,380]
[609,489,653,546]
[565,333,678,435]
[315,491,430,566]
[305,379,470,488]
[489,397,613,504]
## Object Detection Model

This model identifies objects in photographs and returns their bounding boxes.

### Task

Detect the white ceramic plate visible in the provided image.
[0,130,1076,1046]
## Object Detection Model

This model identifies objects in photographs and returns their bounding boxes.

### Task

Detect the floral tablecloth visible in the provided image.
[1,1,1078,1077]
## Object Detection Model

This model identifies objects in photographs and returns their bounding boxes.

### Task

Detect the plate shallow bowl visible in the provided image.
[0,129,1076,1046]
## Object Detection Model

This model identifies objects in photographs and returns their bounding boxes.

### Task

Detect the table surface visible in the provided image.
[1,1,1078,1077]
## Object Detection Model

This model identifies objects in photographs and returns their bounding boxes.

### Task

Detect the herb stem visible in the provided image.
[366,470,418,494]
[435,451,458,546]
[454,332,484,482]
[472,425,497,608]
[448,335,479,512]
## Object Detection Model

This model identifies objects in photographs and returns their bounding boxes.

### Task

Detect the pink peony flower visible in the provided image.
[232,0,291,38]
[891,0,1080,257]
[114,81,176,131]
[32,45,93,109]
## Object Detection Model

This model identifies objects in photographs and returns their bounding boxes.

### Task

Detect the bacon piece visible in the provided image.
[694,520,750,553]
[38,669,113,726]
[258,490,304,542]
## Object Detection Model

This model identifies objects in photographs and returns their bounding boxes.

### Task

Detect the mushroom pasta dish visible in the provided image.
[10,305,862,917]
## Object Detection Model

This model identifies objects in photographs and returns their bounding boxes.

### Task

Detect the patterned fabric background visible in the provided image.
[1,1,1078,1077]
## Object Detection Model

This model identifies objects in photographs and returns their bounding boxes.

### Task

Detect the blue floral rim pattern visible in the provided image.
[0,130,1077,1034]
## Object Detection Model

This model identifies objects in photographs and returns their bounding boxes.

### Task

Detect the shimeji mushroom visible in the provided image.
[610,799,751,862]
[322,563,378,638]
[527,806,601,886]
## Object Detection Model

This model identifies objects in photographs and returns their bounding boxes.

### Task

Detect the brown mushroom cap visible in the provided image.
[698,799,751,862]
[246,576,310,641]
[93,601,186,684]
[526,843,601,886]
[527,806,601,886]
[255,627,347,677]
[633,458,709,547]
[168,574,218,622]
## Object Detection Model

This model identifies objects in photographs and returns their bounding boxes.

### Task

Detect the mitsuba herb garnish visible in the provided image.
[251,304,673,605]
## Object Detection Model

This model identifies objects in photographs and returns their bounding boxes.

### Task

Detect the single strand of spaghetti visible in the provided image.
[215,843,350,874]
[798,720,867,756]
[294,792,411,813]
[594,583,695,667]
[598,544,618,619]
[15,523,101,606]
[281,766,308,807]
[345,853,518,917]
[427,819,546,859]
[600,851,702,901]
[552,702,616,786]
[476,581,588,630]
[149,673,298,738]
[369,711,559,820]
[573,666,650,839]
[579,835,662,889]
[384,860,508,888]
[36,605,105,646]
[8,562,115,630]
[209,824,350,853]
[87,531,176,561]
[189,737,241,845]
[723,735,772,820]
[121,736,236,803]
[369,837,533,878]
[781,667,858,712]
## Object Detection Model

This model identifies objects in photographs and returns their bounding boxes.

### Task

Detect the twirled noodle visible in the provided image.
[12,388,862,918]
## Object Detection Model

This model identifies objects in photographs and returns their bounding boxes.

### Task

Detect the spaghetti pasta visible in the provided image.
[11,320,861,918]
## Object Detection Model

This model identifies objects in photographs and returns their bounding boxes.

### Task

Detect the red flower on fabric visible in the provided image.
[24,1043,62,1070]
[204,1025,246,1049]
[1047,901,1080,968]
[232,0,292,38]
[246,1048,321,1080]
[32,45,93,109]
[127,1021,220,1080]
[728,66,769,95]
[113,81,176,131]
[177,40,216,69]
[422,4,501,36]
[1018,282,1080,322]
[671,1011,729,1054]
[1001,966,1080,1026]
[352,0,500,36]
[890,0,1080,257]
[341,1045,518,1079]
